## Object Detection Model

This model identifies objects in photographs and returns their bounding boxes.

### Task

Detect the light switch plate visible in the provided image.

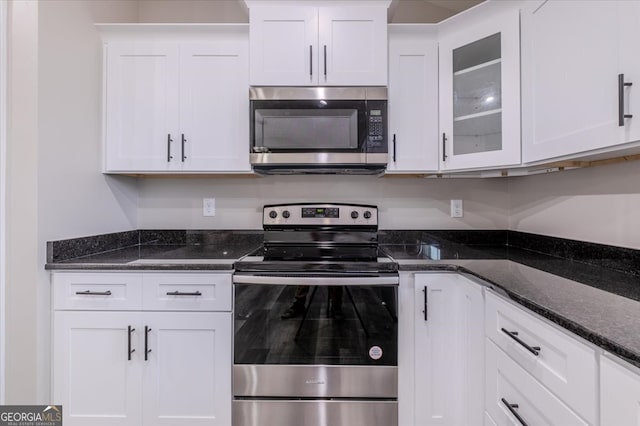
[450,199,463,218]
[203,198,216,217]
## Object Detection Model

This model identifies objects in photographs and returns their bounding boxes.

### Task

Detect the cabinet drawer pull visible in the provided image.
[501,327,541,356]
[127,326,135,361]
[145,326,152,361]
[309,45,313,77]
[422,286,428,321]
[501,398,529,426]
[181,133,187,162]
[167,133,173,162]
[75,290,112,296]
[166,291,202,296]
[618,73,633,126]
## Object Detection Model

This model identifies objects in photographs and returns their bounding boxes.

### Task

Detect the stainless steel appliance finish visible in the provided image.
[232,203,398,426]
[250,86,387,101]
[234,365,398,398]
[250,87,388,174]
[233,400,398,426]
[233,274,398,286]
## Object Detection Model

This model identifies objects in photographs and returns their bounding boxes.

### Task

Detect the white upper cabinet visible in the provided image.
[102,27,250,173]
[249,4,388,86]
[178,42,250,171]
[387,26,439,173]
[521,0,640,163]
[438,7,521,171]
[249,7,318,86]
[105,43,181,172]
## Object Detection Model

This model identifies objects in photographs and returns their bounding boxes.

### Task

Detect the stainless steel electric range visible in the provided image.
[232,203,399,426]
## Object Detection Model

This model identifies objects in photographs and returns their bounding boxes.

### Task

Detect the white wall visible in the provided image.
[137,0,248,23]
[4,0,139,404]
[138,175,509,230]
[508,160,640,249]
[5,0,39,404]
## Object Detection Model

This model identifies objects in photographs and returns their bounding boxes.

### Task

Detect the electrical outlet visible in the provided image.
[203,198,216,217]
[450,199,463,218]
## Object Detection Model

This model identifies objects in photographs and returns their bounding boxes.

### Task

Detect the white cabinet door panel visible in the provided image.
[414,273,464,426]
[180,43,250,172]
[619,1,640,144]
[521,1,620,163]
[387,31,438,172]
[143,312,232,426]
[249,7,318,86]
[439,8,520,171]
[105,43,180,172]
[601,355,640,426]
[53,312,143,426]
[318,7,387,86]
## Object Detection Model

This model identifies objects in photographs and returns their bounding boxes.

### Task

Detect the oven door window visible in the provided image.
[234,284,397,366]
[251,100,366,152]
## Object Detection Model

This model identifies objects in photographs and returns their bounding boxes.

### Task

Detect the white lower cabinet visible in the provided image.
[413,273,484,426]
[485,291,597,424]
[52,272,232,426]
[53,311,143,426]
[485,340,588,426]
[601,355,640,426]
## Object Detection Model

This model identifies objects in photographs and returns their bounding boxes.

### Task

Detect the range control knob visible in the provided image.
[363,211,372,219]
[282,210,291,219]
[351,211,359,219]
[269,210,278,219]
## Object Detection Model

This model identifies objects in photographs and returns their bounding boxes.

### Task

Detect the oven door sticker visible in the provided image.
[369,346,383,360]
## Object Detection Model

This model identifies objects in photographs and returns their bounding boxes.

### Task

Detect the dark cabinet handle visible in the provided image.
[145,326,152,361]
[127,326,135,361]
[166,291,202,296]
[167,134,173,162]
[422,286,428,321]
[309,45,313,77]
[442,133,448,162]
[181,133,187,162]
[323,45,327,78]
[501,398,529,426]
[501,328,541,356]
[392,134,397,162]
[75,290,112,296]
[619,73,633,126]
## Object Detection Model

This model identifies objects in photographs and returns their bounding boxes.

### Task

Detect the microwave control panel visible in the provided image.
[366,100,387,152]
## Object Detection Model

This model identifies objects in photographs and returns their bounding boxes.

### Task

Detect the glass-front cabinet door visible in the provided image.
[438,8,521,171]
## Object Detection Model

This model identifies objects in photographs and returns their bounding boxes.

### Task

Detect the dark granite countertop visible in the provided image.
[384,243,640,367]
[45,229,640,367]
[45,230,262,271]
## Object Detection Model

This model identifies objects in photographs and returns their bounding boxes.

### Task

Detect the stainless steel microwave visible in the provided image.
[249,87,388,174]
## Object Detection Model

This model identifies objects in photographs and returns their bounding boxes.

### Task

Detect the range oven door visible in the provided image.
[232,273,398,426]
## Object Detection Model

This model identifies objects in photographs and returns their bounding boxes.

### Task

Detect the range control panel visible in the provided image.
[263,203,378,227]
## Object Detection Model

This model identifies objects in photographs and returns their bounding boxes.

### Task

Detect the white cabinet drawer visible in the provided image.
[485,291,597,424]
[142,272,232,311]
[52,272,143,310]
[485,340,588,426]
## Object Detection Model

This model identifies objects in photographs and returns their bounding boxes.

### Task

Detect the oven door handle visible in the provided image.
[232,275,399,286]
